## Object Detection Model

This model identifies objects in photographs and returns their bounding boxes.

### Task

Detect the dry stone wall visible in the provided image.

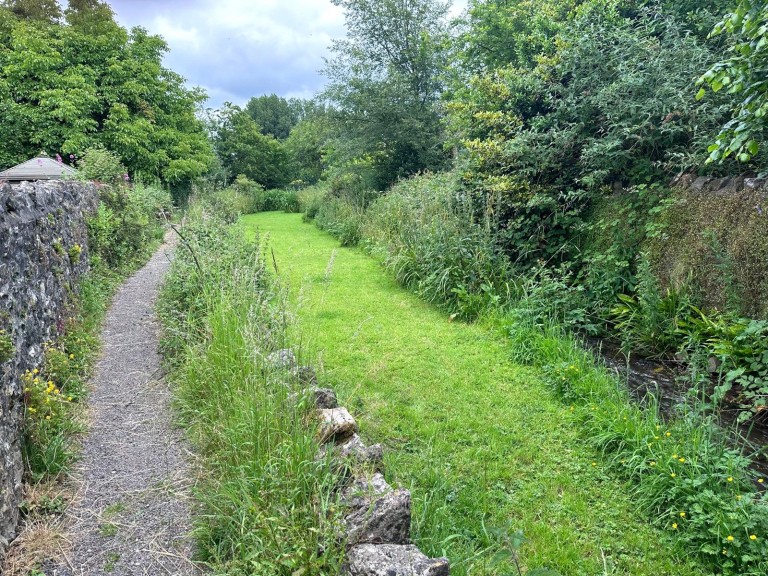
[0,180,98,551]
[285,356,451,576]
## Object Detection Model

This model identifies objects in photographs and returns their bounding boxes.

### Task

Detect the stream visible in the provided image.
[585,338,768,478]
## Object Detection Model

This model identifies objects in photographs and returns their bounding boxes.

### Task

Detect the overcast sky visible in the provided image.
[107,0,468,109]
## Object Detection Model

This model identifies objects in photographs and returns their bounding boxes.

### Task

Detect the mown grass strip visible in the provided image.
[242,212,707,576]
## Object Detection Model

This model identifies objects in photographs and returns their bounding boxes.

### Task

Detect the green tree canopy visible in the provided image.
[0,3,214,191]
[211,103,291,189]
[322,0,451,189]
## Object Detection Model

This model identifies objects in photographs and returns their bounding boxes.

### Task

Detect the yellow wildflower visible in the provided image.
[750,535,757,541]
[672,523,678,529]
[727,476,734,482]
[726,535,734,542]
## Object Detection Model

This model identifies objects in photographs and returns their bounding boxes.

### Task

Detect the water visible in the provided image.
[584,338,768,479]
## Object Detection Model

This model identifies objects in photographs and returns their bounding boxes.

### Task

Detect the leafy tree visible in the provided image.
[322,0,451,189]
[698,0,768,164]
[212,104,291,189]
[245,94,299,140]
[0,5,214,193]
[285,115,331,185]
[1,0,60,22]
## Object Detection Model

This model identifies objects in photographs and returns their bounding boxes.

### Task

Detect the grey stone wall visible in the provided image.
[0,180,98,551]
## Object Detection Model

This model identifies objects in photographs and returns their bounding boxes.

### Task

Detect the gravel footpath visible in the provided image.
[47,234,203,575]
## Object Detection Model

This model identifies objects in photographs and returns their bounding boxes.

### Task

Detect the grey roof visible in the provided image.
[0,154,79,181]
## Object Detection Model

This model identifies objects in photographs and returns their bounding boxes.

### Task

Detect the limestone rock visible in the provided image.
[345,544,450,576]
[312,387,338,409]
[319,434,383,468]
[317,407,358,443]
[266,348,297,371]
[343,475,411,545]
[0,180,98,553]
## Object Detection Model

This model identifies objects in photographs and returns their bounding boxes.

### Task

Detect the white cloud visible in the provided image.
[108,0,465,108]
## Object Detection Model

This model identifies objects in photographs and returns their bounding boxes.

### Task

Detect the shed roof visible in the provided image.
[0,153,78,182]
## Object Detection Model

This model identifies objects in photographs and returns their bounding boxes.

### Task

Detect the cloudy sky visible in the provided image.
[107,0,468,109]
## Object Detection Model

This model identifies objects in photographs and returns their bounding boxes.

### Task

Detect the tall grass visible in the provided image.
[501,306,768,575]
[157,205,344,574]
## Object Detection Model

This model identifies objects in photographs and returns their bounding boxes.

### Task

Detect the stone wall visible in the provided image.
[0,180,98,551]
[279,355,450,575]
[649,174,768,318]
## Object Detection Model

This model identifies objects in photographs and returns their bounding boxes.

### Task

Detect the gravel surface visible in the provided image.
[46,235,203,575]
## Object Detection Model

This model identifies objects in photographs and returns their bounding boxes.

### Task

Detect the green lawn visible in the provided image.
[242,212,705,576]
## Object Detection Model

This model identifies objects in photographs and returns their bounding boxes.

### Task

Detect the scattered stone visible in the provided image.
[343,473,411,546]
[298,365,319,385]
[266,348,297,371]
[312,387,338,409]
[318,434,383,468]
[345,544,450,576]
[318,407,359,443]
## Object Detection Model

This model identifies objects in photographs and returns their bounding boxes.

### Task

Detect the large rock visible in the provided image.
[317,407,359,443]
[343,476,411,546]
[0,180,98,553]
[345,544,450,576]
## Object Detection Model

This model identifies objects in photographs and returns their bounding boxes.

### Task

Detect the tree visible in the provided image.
[245,94,299,140]
[698,0,768,164]
[212,104,291,189]
[322,0,451,189]
[0,7,214,192]
[1,0,60,22]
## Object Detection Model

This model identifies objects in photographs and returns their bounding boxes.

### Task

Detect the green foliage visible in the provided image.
[244,93,305,140]
[504,314,768,576]
[362,171,513,319]
[0,326,14,364]
[77,145,127,184]
[87,183,171,269]
[322,0,450,189]
[698,0,768,165]
[314,196,366,247]
[157,209,345,574]
[0,6,214,189]
[210,103,291,189]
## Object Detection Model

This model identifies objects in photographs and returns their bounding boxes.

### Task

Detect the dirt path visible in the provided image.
[48,235,202,575]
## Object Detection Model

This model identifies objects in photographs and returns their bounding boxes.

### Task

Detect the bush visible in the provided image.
[314,196,366,247]
[363,172,514,319]
[87,184,171,269]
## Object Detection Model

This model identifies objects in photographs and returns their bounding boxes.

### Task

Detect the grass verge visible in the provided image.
[157,207,345,575]
[242,212,713,576]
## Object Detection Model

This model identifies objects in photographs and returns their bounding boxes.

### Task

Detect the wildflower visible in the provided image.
[672,523,678,529]
[678,457,685,463]
[727,476,733,482]
[69,353,75,359]
[750,534,757,541]
[69,153,74,160]
[726,535,734,542]
[736,495,742,501]
[67,396,72,401]
[650,461,657,466]
[665,432,671,437]
[758,478,764,484]
[672,454,678,459]
[55,153,62,163]
[45,415,51,420]
[33,368,39,375]
[656,425,660,430]
[592,462,597,467]
[123,173,130,182]
[680,512,686,518]
[671,473,676,478]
